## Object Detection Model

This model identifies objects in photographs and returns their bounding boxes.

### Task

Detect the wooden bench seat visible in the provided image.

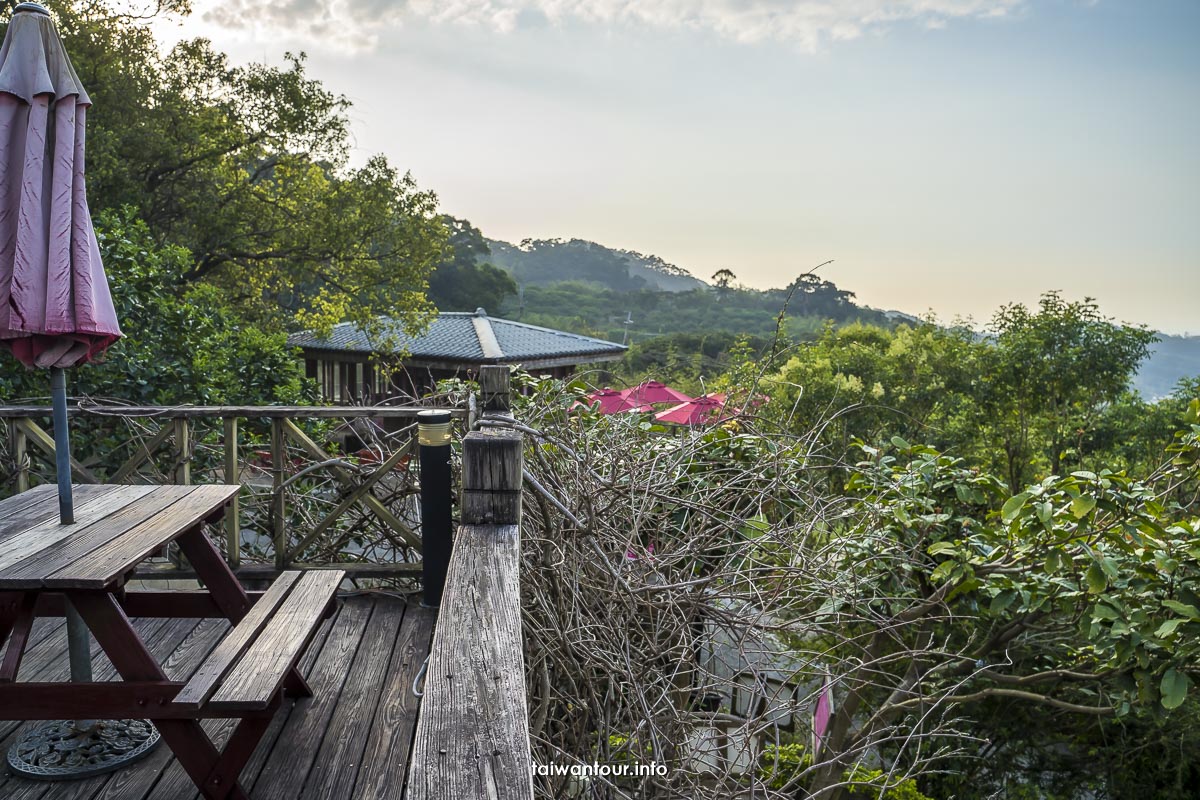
[175,569,344,713]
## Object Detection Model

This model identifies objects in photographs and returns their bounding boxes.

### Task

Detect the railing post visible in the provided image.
[479,364,512,414]
[271,418,287,570]
[223,417,240,568]
[418,410,454,607]
[461,428,523,526]
[173,418,191,485]
[10,419,29,493]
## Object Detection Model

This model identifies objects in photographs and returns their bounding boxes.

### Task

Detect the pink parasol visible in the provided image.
[0,3,121,369]
[620,380,692,406]
[654,393,727,426]
[572,387,648,415]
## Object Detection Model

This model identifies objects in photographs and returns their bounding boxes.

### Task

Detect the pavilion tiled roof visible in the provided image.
[287,309,626,365]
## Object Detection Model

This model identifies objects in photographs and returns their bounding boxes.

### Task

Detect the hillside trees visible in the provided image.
[765,294,1161,487]
[426,216,518,312]
[39,0,445,335]
[764,321,981,463]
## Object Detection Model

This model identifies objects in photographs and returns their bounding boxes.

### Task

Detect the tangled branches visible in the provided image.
[502,377,1200,800]
[503,380,952,799]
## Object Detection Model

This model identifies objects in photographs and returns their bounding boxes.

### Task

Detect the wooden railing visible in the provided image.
[407,366,534,800]
[0,403,466,581]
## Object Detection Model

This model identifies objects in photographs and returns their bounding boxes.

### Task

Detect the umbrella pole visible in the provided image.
[51,367,74,524]
[51,368,94,693]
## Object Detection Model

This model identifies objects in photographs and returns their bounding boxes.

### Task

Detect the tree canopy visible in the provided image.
[425,216,518,312]
[37,0,446,335]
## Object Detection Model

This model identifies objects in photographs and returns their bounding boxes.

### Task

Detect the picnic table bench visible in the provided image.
[0,484,343,800]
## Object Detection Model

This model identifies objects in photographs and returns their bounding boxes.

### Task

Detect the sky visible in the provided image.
[154,1,1200,334]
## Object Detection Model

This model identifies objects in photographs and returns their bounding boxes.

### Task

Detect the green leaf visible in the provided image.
[1162,600,1200,620]
[1071,496,1097,519]
[1099,556,1119,580]
[890,436,910,450]
[927,542,957,556]
[1160,668,1192,710]
[930,560,957,584]
[1156,619,1187,638]
[1085,562,1107,594]
[1001,492,1030,524]
[990,590,1017,614]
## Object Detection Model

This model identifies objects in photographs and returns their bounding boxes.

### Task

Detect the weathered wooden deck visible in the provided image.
[0,594,435,800]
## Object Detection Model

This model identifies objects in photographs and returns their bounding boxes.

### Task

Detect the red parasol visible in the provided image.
[572,388,648,415]
[620,380,692,406]
[654,393,727,426]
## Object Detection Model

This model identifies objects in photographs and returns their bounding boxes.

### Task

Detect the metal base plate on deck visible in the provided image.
[7,719,161,780]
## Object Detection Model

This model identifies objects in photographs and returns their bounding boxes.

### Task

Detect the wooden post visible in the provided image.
[173,418,191,485]
[223,417,240,568]
[461,428,523,526]
[479,365,512,414]
[271,418,287,570]
[10,420,29,493]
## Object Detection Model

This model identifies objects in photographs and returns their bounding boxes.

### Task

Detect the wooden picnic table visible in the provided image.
[0,484,343,800]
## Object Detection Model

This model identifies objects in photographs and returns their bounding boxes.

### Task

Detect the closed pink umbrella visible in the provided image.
[0,3,121,371]
[0,3,146,781]
[620,380,691,406]
[654,393,727,426]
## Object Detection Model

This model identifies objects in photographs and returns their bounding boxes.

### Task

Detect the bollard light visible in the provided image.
[418,410,453,606]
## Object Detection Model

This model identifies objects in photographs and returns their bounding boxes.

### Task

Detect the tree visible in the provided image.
[35,0,446,334]
[803,417,1200,798]
[426,217,518,312]
[763,321,982,468]
[712,268,737,300]
[0,209,313,406]
[982,292,1156,489]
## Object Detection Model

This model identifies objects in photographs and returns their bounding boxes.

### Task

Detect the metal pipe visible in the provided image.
[418,410,453,607]
[65,599,94,685]
[50,367,73,524]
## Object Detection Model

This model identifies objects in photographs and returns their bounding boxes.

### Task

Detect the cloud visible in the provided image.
[199,0,1025,53]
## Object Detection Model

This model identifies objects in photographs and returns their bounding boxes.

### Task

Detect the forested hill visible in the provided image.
[486,238,707,292]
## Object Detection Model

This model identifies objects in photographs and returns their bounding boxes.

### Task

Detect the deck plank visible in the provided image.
[2,595,428,800]
[4,618,225,800]
[299,599,407,800]
[0,617,171,743]
[353,605,436,800]
[248,598,375,800]
[86,619,232,800]
[0,617,200,799]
